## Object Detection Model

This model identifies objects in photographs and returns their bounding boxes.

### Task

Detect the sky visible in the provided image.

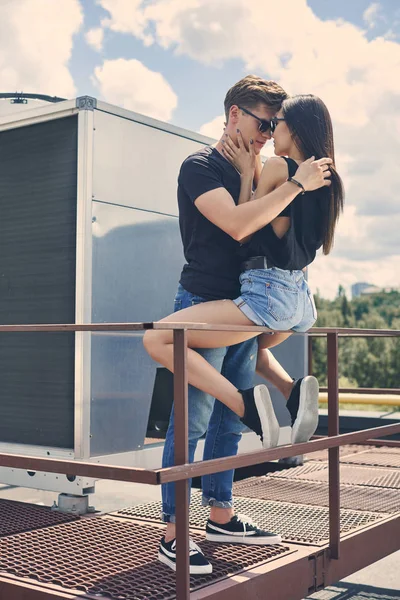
[1,0,399,299]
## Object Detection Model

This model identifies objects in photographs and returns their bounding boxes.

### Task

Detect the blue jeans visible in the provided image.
[161,284,258,522]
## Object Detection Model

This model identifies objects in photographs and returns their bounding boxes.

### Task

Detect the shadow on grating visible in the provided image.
[114,491,386,546]
[0,518,290,600]
[306,582,400,600]
[0,498,79,538]
[232,478,400,514]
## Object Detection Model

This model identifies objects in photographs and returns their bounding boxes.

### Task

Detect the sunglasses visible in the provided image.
[238,106,272,133]
[238,106,286,134]
[270,116,286,133]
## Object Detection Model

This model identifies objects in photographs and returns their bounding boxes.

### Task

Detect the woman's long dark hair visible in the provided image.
[282,94,344,255]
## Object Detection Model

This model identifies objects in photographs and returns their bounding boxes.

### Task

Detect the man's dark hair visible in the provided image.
[224,75,288,121]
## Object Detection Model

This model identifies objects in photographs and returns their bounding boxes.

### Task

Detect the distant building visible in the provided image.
[352,282,399,298]
[351,282,376,298]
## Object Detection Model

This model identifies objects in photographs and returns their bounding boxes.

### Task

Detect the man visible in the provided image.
[157,75,331,574]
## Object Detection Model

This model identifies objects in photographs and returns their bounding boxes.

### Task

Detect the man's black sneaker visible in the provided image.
[240,385,279,448]
[287,376,319,444]
[206,514,282,545]
[158,537,212,575]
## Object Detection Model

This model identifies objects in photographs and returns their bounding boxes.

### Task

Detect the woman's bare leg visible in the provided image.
[256,333,294,399]
[143,299,266,417]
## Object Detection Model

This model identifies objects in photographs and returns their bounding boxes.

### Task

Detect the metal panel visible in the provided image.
[92,109,206,214]
[74,109,94,460]
[0,100,78,133]
[90,202,184,455]
[0,115,78,449]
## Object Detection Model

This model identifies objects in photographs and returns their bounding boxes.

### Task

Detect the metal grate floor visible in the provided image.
[339,449,400,469]
[115,491,386,545]
[299,465,400,488]
[0,517,290,600]
[0,498,79,538]
[232,477,400,514]
[304,445,377,462]
[268,461,400,489]
[269,462,328,479]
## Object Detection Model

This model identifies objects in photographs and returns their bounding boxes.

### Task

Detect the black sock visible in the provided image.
[286,379,302,426]
[239,388,262,438]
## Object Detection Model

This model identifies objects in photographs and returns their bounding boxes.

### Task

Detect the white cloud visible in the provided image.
[199,114,224,138]
[363,3,382,29]
[0,0,83,98]
[91,58,178,121]
[85,27,104,51]
[98,0,400,296]
[309,254,400,300]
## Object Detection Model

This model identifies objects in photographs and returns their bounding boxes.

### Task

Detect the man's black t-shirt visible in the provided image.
[178,146,242,301]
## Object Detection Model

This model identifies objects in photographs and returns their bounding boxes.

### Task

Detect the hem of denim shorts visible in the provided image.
[233,296,265,327]
[161,511,176,524]
[202,495,233,509]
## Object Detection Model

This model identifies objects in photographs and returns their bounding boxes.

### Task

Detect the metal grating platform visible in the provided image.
[0,498,79,538]
[232,477,400,514]
[269,462,329,478]
[268,461,400,489]
[0,517,290,600]
[339,449,400,469]
[299,465,400,488]
[115,491,386,545]
[304,445,377,462]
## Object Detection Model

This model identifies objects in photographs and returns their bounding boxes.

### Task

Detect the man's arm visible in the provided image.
[195,156,332,241]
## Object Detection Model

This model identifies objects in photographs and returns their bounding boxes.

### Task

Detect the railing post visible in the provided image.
[308,335,313,376]
[327,332,340,559]
[173,328,190,599]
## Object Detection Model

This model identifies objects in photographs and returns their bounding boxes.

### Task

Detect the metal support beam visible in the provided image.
[327,332,340,559]
[174,329,190,600]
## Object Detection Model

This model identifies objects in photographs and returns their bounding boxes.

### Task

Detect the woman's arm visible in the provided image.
[254,153,263,187]
[238,173,254,205]
[254,156,288,199]
[238,157,289,243]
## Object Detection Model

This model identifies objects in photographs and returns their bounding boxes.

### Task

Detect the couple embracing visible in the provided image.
[144,74,344,574]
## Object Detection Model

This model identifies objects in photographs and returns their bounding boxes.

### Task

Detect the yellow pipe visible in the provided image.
[319,392,400,407]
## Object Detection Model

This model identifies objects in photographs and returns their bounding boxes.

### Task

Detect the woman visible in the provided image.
[144,94,344,447]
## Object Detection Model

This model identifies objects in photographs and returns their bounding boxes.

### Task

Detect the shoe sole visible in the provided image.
[254,385,280,449]
[158,551,213,575]
[206,532,282,545]
[291,376,319,444]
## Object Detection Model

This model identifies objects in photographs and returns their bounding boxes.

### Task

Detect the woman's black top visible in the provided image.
[242,157,328,270]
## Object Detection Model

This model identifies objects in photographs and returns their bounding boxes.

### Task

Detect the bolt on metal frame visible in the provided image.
[0,323,399,600]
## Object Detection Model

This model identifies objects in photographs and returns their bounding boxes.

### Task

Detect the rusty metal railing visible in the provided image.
[0,323,399,600]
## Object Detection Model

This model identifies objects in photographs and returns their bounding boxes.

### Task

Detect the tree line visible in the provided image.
[311,287,400,389]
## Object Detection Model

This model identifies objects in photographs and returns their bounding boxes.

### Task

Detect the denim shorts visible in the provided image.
[233,267,317,332]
